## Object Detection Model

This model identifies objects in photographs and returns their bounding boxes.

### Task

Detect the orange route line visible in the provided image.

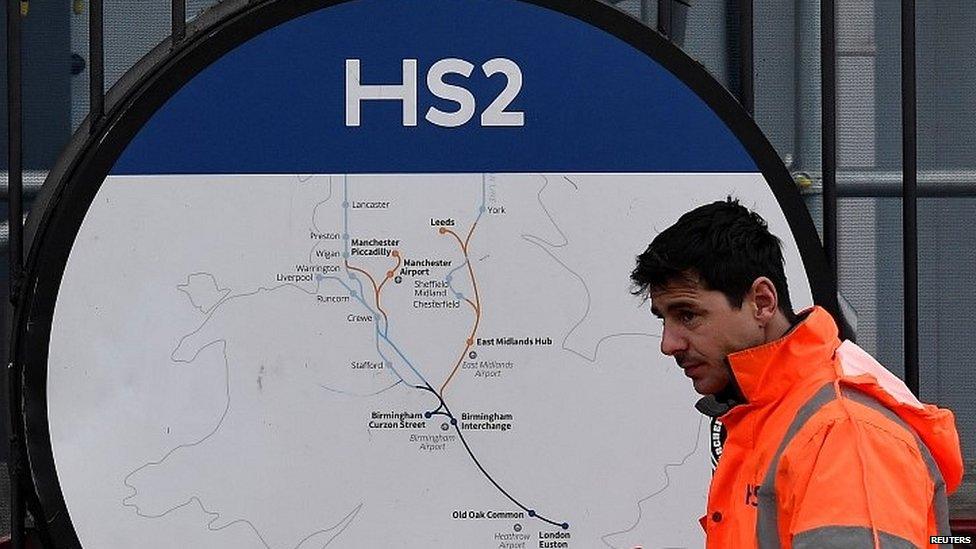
[465,245,482,314]
[438,222,483,396]
[463,220,478,252]
[377,251,402,295]
[443,228,467,253]
[345,252,400,329]
[443,225,482,312]
[344,261,378,295]
[441,345,473,397]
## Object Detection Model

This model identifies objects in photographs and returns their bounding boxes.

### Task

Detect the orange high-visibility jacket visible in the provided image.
[701,306,963,548]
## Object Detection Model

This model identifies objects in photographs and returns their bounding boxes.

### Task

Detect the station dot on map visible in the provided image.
[528,510,536,517]
[479,206,486,213]
[343,233,349,239]
[450,418,457,425]
[424,412,432,419]
[342,201,348,208]
[454,292,463,299]
[561,523,569,530]
[342,252,349,258]
[350,291,357,298]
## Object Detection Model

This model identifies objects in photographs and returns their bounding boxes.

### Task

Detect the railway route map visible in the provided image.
[47,172,813,548]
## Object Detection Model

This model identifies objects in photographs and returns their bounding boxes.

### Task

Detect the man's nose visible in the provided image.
[660,323,687,356]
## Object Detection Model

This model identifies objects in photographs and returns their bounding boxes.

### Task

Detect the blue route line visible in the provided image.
[325,176,436,389]
[444,260,468,298]
[316,275,406,384]
[316,274,433,388]
[475,173,487,222]
[332,173,568,531]
[481,173,487,211]
[341,175,394,333]
[444,173,488,298]
[342,175,350,257]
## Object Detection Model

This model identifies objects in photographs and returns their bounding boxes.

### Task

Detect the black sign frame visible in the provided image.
[11,1,836,545]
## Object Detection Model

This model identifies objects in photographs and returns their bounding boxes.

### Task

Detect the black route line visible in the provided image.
[143,175,571,544]
[452,419,568,530]
[413,384,570,530]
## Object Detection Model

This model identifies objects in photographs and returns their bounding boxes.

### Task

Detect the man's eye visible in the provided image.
[679,311,697,324]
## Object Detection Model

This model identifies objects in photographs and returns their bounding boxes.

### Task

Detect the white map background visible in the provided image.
[48,173,813,548]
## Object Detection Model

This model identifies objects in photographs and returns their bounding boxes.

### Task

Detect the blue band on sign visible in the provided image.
[112,0,755,175]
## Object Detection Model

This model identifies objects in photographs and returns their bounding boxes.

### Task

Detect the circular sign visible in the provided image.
[17,1,833,547]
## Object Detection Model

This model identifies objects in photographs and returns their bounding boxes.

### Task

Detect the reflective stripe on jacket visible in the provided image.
[702,306,963,549]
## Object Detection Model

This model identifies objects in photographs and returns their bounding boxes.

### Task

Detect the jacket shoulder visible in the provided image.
[777,405,934,543]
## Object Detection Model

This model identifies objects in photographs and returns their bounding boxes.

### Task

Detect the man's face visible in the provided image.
[649,276,764,395]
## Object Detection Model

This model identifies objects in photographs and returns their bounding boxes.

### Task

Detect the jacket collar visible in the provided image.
[723,306,840,406]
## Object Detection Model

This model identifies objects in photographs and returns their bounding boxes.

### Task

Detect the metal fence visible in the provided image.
[3,0,975,543]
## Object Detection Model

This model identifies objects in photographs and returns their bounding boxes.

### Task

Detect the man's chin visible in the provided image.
[692,379,725,396]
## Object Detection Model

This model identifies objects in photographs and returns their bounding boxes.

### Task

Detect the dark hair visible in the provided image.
[630,197,796,320]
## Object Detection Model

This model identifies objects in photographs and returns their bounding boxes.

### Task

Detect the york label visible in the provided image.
[345,58,524,128]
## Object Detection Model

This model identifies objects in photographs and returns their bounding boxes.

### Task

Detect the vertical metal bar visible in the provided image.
[739,0,754,114]
[794,0,819,174]
[821,0,838,284]
[902,0,919,396]
[658,0,672,39]
[89,0,104,126]
[172,0,186,43]
[791,0,803,167]
[5,0,25,546]
[7,4,23,291]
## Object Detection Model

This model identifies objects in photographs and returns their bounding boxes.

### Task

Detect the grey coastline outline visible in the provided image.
[178,272,231,314]
[599,415,706,548]
[122,174,371,548]
[521,173,708,548]
[123,173,576,546]
[335,173,570,529]
[307,175,336,265]
[122,279,366,548]
[520,175,662,363]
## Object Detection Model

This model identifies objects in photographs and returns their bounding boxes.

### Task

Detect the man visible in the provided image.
[631,198,963,548]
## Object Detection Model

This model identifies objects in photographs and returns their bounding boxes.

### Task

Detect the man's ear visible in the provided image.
[749,277,779,324]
